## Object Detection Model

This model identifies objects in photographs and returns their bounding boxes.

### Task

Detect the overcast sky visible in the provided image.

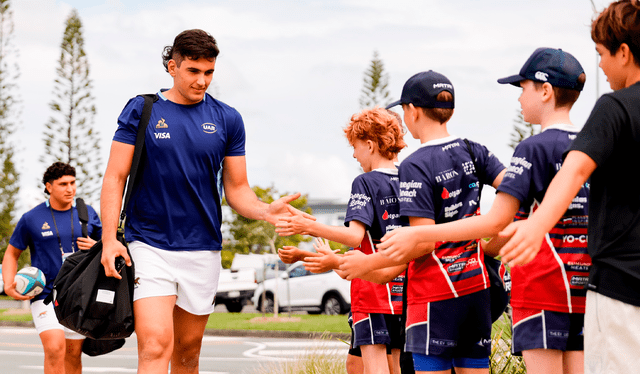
[10,0,613,214]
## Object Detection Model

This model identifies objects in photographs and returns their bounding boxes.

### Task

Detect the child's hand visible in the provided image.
[376,226,420,262]
[278,246,319,264]
[304,238,340,273]
[338,250,370,281]
[499,220,544,266]
[275,214,315,237]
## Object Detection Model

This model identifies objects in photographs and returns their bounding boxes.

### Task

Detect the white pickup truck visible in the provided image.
[215,267,258,313]
[215,253,282,313]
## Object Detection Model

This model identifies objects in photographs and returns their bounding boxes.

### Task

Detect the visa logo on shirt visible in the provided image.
[155,132,171,139]
[41,231,53,237]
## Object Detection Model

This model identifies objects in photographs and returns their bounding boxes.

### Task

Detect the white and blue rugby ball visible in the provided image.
[15,267,46,297]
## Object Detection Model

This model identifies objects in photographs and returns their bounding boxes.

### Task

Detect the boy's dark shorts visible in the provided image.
[512,307,584,355]
[348,312,404,355]
[405,288,491,361]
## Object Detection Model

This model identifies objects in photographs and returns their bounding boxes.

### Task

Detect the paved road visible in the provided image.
[0,327,349,374]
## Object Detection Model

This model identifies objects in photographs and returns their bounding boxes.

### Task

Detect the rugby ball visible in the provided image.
[15,267,46,297]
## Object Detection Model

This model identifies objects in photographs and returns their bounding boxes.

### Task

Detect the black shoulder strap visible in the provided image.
[119,94,158,227]
[76,198,89,238]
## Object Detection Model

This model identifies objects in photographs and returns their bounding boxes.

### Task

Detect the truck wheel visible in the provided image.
[322,294,344,315]
[260,295,275,314]
[225,300,243,313]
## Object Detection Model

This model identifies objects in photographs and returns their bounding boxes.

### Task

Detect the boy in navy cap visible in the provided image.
[375,49,590,374]
[341,70,506,373]
[500,1,640,373]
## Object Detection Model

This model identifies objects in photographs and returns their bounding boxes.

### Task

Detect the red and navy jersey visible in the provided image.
[398,136,505,303]
[498,124,591,314]
[345,168,408,315]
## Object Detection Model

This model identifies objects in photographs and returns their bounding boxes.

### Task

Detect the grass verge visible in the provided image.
[206,312,350,334]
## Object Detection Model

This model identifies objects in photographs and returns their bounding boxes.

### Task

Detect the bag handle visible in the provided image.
[76,198,89,238]
[118,94,158,231]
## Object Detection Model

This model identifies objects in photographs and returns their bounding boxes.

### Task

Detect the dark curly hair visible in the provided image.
[162,29,220,72]
[42,162,75,195]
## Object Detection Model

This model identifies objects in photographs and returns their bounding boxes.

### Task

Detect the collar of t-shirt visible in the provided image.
[541,123,578,133]
[372,168,398,175]
[157,89,208,102]
[418,134,459,149]
[45,199,76,209]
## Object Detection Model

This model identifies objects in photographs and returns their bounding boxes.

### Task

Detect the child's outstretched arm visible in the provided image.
[338,250,407,283]
[376,193,520,261]
[500,151,596,265]
[276,216,365,248]
[278,246,320,264]
[303,238,341,273]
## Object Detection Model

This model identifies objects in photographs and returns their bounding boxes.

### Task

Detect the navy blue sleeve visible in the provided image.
[398,157,436,220]
[113,96,146,146]
[344,175,374,228]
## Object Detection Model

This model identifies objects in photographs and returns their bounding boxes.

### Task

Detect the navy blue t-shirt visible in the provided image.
[344,168,408,314]
[9,201,102,301]
[113,91,246,251]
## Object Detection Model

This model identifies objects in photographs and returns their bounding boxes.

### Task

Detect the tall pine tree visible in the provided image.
[41,9,102,204]
[359,50,392,108]
[0,0,21,264]
[509,110,538,150]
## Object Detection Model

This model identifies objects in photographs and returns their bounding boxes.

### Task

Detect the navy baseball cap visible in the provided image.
[497,48,585,91]
[386,70,454,109]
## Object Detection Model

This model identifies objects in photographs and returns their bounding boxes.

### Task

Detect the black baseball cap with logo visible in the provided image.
[386,70,455,109]
[497,47,585,91]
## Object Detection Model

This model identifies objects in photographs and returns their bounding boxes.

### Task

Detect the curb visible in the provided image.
[0,320,350,341]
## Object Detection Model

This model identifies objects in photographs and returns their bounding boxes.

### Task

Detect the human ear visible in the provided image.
[618,43,633,66]
[45,182,52,194]
[366,139,376,154]
[541,82,554,103]
[167,60,177,77]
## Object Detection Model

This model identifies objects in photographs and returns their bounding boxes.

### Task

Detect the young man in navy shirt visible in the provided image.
[2,162,101,374]
[100,29,309,374]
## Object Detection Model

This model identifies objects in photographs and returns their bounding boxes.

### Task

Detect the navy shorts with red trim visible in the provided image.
[351,311,404,351]
[405,289,491,360]
[512,308,584,355]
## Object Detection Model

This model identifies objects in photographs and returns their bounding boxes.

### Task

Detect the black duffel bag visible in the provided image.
[44,235,135,340]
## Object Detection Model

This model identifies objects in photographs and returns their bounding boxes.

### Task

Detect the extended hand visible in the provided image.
[338,250,370,281]
[304,238,339,273]
[376,226,421,262]
[275,214,315,237]
[498,220,544,266]
[265,192,315,226]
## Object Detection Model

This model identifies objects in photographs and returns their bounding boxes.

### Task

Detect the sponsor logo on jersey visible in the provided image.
[441,254,462,263]
[469,199,478,207]
[441,187,462,199]
[391,285,404,294]
[441,142,460,152]
[202,123,217,134]
[462,160,475,175]
[570,276,589,287]
[38,311,48,318]
[41,230,53,237]
[385,224,403,232]
[155,132,170,139]
[435,170,459,183]
[156,118,168,129]
[535,71,549,81]
[42,222,50,230]
[469,181,479,188]
[447,261,466,273]
[382,211,400,221]
[562,235,587,244]
[568,196,588,210]
[379,196,398,206]
[444,202,463,218]
[349,193,371,210]
[382,211,389,220]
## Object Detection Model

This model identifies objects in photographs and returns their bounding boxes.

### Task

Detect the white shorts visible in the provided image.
[585,290,640,374]
[31,300,85,339]
[129,241,222,315]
